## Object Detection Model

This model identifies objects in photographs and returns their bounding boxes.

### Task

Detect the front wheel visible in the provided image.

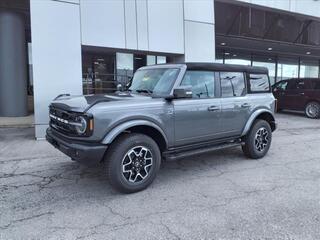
[242,120,272,159]
[105,133,161,193]
[305,102,320,119]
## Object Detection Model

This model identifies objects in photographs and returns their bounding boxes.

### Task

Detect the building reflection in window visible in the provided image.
[300,59,319,78]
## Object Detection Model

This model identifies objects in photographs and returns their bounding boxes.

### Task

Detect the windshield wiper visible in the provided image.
[135,89,153,94]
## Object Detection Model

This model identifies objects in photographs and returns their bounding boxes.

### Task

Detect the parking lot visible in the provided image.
[1,113,320,240]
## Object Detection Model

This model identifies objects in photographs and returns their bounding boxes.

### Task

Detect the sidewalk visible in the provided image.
[0,114,34,128]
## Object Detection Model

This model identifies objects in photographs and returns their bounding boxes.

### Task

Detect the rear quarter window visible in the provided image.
[249,74,270,93]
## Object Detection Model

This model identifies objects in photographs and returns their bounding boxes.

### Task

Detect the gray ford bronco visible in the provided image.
[46,63,277,193]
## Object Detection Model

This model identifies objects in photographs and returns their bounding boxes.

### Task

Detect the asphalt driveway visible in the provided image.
[1,113,320,240]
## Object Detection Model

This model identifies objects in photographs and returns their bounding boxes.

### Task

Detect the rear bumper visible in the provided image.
[46,128,107,165]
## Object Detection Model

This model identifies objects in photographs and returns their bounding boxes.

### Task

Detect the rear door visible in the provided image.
[219,71,249,137]
[284,79,307,111]
[173,70,222,146]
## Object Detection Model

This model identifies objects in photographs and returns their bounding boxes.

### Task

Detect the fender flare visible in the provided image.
[102,120,168,146]
[241,109,275,136]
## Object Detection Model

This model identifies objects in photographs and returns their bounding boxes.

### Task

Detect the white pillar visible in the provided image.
[30,0,82,139]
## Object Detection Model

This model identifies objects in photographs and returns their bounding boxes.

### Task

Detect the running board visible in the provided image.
[163,142,241,161]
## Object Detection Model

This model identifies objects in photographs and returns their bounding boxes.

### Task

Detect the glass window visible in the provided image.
[274,81,288,91]
[181,71,215,98]
[277,61,299,81]
[252,56,276,86]
[220,72,245,97]
[129,68,179,95]
[157,56,166,64]
[225,58,251,66]
[300,59,319,78]
[249,74,270,92]
[312,80,320,90]
[147,55,156,65]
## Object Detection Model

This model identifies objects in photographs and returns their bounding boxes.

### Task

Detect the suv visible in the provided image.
[273,78,320,119]
[46,63,277,193]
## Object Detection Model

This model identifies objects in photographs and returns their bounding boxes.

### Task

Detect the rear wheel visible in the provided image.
[242,120,272,159]
[305,102,320,119]
[105,133,161,193]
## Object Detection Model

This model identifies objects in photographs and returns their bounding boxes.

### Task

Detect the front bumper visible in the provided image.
[46,128,107,165]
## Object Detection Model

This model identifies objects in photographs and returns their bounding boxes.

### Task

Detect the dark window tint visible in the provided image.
[296,80,306,90]
[220,72,245,97]
[312,81,320,90]
[181,71,215,98]
[249,74,270,92]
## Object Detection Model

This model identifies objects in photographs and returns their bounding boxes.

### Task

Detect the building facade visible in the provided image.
[0,0,319,139]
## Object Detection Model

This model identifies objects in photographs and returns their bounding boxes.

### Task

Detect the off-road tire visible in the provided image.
[105,133,161,193]
[242,120,272,159]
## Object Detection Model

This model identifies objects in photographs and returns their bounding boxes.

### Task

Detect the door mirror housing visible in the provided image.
[173,86,193,99]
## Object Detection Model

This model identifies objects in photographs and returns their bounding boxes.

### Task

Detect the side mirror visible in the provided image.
[173,86,193,99]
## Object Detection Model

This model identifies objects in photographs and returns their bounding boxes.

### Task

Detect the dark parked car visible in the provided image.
[47,63,277,193]
[273,78,320,118]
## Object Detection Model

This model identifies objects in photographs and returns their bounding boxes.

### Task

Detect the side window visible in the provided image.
[249,74,270,92]
[275,81,288,91]
[296,80,305,90]
[220,72,245,97]
[180,71,215,98]
[312,81,320,90]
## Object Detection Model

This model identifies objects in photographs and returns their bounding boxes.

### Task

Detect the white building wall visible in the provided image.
[30,0,82,139]
[30,0,216,138]
[183,0,215,62]
[236,0,320,18]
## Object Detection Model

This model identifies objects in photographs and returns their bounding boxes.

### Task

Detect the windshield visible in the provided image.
[129,68,180,95]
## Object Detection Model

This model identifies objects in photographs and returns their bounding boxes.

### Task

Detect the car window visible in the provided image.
[296,80,306,89]
[129,68,180,95]
[220,72,245,97]
[275,81,288,91]
[249,74,270,92]
[312,81,320,90]
[180,71,215,98]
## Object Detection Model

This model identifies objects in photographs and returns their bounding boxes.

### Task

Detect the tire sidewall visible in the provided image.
[305,102,320,119]
[248,120,272,158]
[108,134,161,193]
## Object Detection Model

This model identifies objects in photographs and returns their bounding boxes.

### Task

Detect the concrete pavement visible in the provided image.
[1,113,320,240]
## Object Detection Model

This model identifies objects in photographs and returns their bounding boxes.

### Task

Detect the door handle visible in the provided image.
[207,105,220,111]
[241,103,251,108]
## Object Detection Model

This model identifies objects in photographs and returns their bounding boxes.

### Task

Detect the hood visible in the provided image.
[50,92,148,112]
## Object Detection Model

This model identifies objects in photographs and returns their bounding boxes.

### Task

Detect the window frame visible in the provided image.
[246,72,271,94]
[179,70,219,99]
[219,71,247,98]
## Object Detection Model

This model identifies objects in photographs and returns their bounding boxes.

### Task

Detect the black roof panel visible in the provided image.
[185,62,268,74]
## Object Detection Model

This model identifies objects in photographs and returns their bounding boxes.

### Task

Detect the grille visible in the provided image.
[49,106,77,135]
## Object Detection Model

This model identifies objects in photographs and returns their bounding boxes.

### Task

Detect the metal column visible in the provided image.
[0,10,28,116]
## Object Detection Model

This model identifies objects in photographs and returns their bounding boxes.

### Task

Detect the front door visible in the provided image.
[174,70,222,146]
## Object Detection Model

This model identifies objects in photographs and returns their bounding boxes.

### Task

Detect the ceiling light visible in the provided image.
[267,47,272,51]
[306,51,311,55]
[233,54,237,57]
[220,42,226,46]
[225,52,230,55]
[268,58,272,61]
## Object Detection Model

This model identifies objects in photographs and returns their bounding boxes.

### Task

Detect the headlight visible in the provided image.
[75,116,87,134]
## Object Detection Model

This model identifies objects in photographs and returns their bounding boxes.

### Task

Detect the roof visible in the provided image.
[139,62,268,74]
[185,62,268,74]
